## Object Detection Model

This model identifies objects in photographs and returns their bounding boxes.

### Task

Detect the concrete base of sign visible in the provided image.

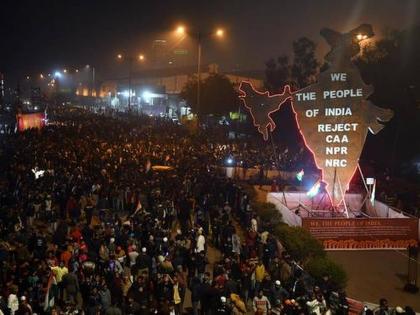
[267,191,411,222]
[267,191,419,250]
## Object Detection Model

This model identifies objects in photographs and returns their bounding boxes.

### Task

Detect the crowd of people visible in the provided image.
[0,108,416,315]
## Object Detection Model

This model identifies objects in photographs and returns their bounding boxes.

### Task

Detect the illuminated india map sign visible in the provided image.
[239,24,394,207]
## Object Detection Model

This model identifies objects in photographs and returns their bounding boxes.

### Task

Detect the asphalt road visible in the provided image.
[328,250,420,311]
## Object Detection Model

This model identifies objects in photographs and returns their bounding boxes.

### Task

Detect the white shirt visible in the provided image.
[196,234,206,252]
[251,218,258,232]
[128,251,139,266]
[7,294,19,315]
[45,199,52,211]
[306,298,327,315]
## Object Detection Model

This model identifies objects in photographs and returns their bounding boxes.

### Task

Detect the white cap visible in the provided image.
[395,307,404,314]
[21,296,26,301]
[220,296,227,303]
[142,247,147,253]
[163,237,168,242]
[275,280,281,286]
[110,237,115,243]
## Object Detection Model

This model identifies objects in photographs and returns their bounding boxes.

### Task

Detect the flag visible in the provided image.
[146,159,151,172]
[135,200,142,212]
[370,179,376,204]
[307,180,320,197]
[296,169,304,182]
[43,273,57,311]
[131,200,143,217]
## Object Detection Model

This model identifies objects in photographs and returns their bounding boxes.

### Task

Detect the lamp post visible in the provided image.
[197,32,202,117]
[85,65,96,97]
[175,25,224,119]
[54,71,62,95]
[117,53,145,112]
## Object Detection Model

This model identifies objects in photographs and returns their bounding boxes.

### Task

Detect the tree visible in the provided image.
[264,55,290,93]
[180,73,238,117]
[291,37,319,88]
[354,25,420,170]
[264,37,319,92]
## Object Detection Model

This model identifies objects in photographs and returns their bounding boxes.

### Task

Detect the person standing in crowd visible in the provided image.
[253,290,271,315]
[7,287,18,315]
[196,228,206,253]
[374,298,393,315]
[16,296,32,315]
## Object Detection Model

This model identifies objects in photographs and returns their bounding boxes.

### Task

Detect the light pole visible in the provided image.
[175,25,224,119]
[85,65,96,97]
[117,53,145,112]
[197,32,202,117]
[54,71,62,96]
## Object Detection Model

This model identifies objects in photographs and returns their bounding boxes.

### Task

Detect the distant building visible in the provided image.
[151,39,169,68]
[99,63,264,117]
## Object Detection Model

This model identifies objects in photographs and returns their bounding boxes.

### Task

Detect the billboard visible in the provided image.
[239,24,394,206]
[17,112,46,131]
[302,218,419,250]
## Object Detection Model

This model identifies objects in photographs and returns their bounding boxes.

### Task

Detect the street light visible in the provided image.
[116,53,146,112]
[175,25,225,119]
[356,33,368,41]
[176,25,185,35]
[63,69,68,73]
[216,28,224,38]
[79,64,96,97]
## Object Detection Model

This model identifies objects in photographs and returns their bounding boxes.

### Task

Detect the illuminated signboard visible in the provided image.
[240,24,394,206]
[17,112,46,132]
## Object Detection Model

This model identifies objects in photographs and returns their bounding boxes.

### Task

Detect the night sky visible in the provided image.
[0,0,419,83]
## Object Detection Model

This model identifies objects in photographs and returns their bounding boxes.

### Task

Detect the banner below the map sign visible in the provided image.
[302,217,419,250]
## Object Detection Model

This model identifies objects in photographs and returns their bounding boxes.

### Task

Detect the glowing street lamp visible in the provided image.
[296,169,304,182]
[174,25,226,117]
[176,25,185,35]
[116,52,146,111]
[63,69,68,73]
[356,33,368,41]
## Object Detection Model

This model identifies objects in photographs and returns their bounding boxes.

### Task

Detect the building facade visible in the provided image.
[98,64,263,117]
